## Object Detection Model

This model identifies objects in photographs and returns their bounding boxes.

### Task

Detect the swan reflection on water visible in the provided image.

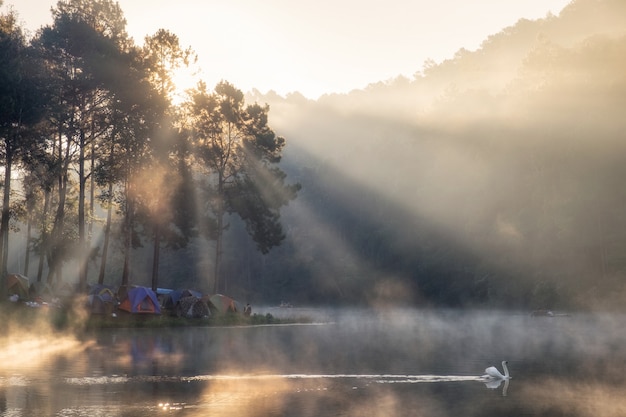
[481,375,510,396]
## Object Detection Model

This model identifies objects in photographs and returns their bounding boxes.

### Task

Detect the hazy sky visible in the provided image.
[9,0,571,98]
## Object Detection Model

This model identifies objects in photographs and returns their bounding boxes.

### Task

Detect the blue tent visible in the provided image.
[87,294,114,315]
[162,289,203,310]
[89,284,116,302]
[119,286,161,314]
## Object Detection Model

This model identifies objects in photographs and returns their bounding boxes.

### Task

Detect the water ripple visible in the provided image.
[65,373,482,385]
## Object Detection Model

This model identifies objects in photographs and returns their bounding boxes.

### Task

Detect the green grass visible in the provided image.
[0,300,312,333]
[0,302,66,331]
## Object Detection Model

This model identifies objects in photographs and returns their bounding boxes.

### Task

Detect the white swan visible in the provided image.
[482,360,510,380]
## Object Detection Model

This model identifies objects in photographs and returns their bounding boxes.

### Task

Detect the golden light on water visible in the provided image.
[176,376,291,417]
[0,305,95,377]
[521,378,626,417]
[0,331,89,371]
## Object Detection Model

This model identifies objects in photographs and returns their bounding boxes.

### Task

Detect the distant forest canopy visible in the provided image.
[2,0,626,310]
[247,0,626,310]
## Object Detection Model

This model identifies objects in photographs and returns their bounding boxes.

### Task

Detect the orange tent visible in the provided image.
[207,294,239,314]
[119,287,161,314]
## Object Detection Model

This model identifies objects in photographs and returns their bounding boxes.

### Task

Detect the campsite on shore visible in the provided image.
[4,273,303,330]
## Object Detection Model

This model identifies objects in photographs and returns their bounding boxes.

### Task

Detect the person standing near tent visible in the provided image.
[244,304,251,316]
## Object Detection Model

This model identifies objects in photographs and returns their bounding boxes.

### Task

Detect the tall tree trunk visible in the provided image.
[212,168,226,294]
[23,218,31,277]
[151,224,160,292]
[98,181,113,285]
[47,131,69,285]
[98,140,116,285]
[0,145,13,298]
[213,190,224,294]
[37,189,51,282]
[88,124,95,244]
[47,171,67,285]
[78,128,87,292]
[87,126,96,284]
[213,219,222,294]
[121,174,133,293]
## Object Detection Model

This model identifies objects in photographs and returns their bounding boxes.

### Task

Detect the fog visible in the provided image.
[0,272,624,415]
[243,0,626,309]
[3,0,625,311]
[1,308,621,415]
[180,309,626,416]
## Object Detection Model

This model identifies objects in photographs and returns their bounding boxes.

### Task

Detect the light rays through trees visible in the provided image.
[0,0,299,298]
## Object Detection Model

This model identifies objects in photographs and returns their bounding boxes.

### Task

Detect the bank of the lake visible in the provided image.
[0,301,315,332]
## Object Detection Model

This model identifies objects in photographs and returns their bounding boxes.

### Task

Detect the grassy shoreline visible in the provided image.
[84,311,304,329]
[0,301,309,332]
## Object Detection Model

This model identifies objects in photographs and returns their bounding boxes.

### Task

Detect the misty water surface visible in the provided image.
[0,308,624,416]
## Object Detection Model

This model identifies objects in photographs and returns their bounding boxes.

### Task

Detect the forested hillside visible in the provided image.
[2,0,626,311]
[246,0,626,309]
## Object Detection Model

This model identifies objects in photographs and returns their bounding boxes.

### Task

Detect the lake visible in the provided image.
[0,307,624,416]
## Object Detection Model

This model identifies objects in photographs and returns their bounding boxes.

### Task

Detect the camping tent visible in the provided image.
[162,289,203,311]
[176,296,210,318]
[7,274,30,299]
[118,287,161,314]
[89,284,116,303]
[30,281,55,301]
[207,294,239,314]
[155,288,173,305]
[87,294,113,315]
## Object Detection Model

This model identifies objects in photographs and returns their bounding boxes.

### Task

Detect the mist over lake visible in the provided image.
[0,307,624,416]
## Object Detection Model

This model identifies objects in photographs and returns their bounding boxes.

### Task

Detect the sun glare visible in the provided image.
[170,65,201,104]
